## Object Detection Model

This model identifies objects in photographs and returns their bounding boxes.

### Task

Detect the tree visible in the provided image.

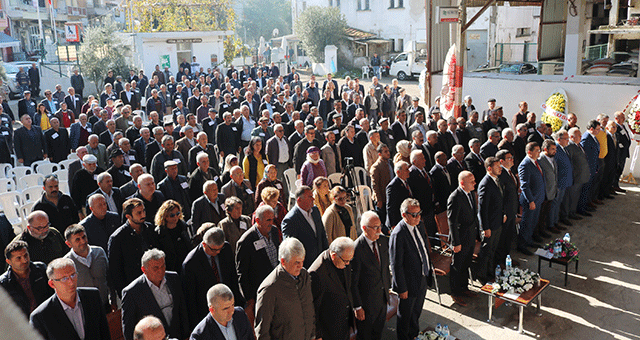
[79,19,131,92]
[239,0,291,45]
[294,6,347,63]
[130,0,235,32]
[224,36,250,65]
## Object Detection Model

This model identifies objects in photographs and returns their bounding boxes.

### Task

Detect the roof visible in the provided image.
[344,27,376,41]
[466,0,541,7]
[0,33,20,49]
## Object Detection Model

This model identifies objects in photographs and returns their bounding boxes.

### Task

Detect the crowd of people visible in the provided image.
[0,60,632,340]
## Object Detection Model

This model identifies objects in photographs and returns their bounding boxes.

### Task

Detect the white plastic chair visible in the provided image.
[19,202,34,231]
[58,180,70,195]
[10,166,33,179]
[35,163,59,176]
[11,154,17,167]
[0,178,17,193]
[67,153,80,160]
[0,163,11,178]
[17,174,44,191]
[30,160,51,173]
[58,159,75,170]
[21,186,43,205]
[283,168,298,210]
[353,166,370,187]
[0,192,24,234]
[356,185,375,214]
[328,173,342,186]
[53,169,68,182]
[362,65,370,79]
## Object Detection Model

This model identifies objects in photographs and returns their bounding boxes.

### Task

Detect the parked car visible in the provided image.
[499,63,537,74]
[4,61,35,99]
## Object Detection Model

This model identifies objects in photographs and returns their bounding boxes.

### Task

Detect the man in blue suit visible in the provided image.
[578,120,601,215]
[189,284,254,340]
[517,142,546,255]
[475,157,504,283]
[281,186,329,268]
[390,198,433,340]
[554,130,573,227]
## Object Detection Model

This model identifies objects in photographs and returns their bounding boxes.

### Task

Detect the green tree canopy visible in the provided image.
[294,6,347,63]
[79,19,131,92]
[239,0,291,46]
[131,0,235,32]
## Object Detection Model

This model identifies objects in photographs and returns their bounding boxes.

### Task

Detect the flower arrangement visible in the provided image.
[626,102,640,134]
[417,330,448,340]
[543,238,579,261]
[490,267,540,294]
[541,92,567,132]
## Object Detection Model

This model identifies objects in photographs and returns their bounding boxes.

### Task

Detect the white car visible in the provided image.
[4,61,34,99]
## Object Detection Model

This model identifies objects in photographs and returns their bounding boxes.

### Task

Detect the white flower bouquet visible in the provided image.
[490,267,540,294]
[417,331,448,340]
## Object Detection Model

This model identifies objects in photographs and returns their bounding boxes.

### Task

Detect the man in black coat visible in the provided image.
[182,227,243,330]
[32,175,79,234]
[188,132,220,173]
[386,161,412,232]
[235,205,281,317]
[215,112,241,159]
[14,114,47,166]
[1,241,53,318]
[309,238,356,340]
[107,198,160,296]
[351,211,390,340]
[64,87,82,118]
[390,198,433,340]
[429,151,454,215]
[80,194,121,251]
[447,145,467,186]
[189,284,254,340]
[480,128,500,159]
[189,180,225,235]
[29,258,110,340]
[495,150,520,268]
[464,138,486,188]
[391,111,410,142]
[447,171,480,306]
[156,160,191,220]
[18,91,37,120]
[475,157,505,283]
[201,108,221,145]
[85,172,125,217]
[28,63,40,96]
[122,249,189,340]
[407,150,436,237]
[44,118,71,163]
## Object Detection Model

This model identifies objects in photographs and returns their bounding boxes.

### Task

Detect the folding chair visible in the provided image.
[53,169,68,182]
[0,163,11,178]
[58,180,70,195]
[283,169,298,210]
[67,153,80,160]
[327,173,342,186]
[352,166,370,187]
[19,202,34,231]
[9,166,33,180]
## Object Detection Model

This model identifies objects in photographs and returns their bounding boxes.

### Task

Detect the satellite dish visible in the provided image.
[420,48,427,55]
[272,28,279,37]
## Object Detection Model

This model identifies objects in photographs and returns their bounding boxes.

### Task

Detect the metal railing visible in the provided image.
[586,44,608,60]
[494,42,538,66]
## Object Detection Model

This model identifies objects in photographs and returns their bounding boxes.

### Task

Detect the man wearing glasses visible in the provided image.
[182,227,243,330]
[13,211,67,265]
[29,257,110,339]
[350,211,390,340]
[389,198,433,340]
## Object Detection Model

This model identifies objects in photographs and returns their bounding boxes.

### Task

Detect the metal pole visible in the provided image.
[424,0,432,107]
[36,1,45,48]
[453,0,466,118]
[50,0,57,45]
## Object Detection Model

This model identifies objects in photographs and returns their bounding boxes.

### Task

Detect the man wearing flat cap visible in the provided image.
[157,160,192,220]
[107,148,132,188]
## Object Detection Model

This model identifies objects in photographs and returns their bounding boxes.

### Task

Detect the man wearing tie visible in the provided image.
[465,138,486,187]
[517,142,546,255]
[613,111,631,193]
[430,151,453,215]
[495,150,520,266]
[390,198,433,340]
[447,171,480,306]
[385,161,413,233]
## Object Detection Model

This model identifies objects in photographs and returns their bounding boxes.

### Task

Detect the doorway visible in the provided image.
[466,29,488,70]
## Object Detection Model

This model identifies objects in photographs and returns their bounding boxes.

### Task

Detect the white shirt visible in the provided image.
[276,136,289,163]
[100,189,117,213]
[70,247,93,268]
[300,207,316,233]
[214,317,237,340]
[58,294,85,340]
[405,223,430,274]
[144,275,173,324]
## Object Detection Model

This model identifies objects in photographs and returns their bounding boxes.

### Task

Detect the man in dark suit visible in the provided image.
[464,138,485,187]
[447,145,467,184]
[121,249,189,340]
[564,127,591,218]
[44,117,71,163]
[64,87,82,118]
[436,119,456,158]
[579,121,601,216]
[1,241,54,318]
[517,142,546,255]
[80,194,121,251]
[391,111,410,142]
[85,172,125,217]
[430,151,454,215]
[407,150,436,237]
[411,130,433,170]
[390,198,433,340]
[614,111,631,192]
[480,128,500,159]
[18,90,37,120]
[600,121,619,199]
[351,211,390,340]
[447,171,479,306]
[182,227,243,330]
[309,237,356,340]
[14,114,47,166]
[190,284,254,340]
[527,121,547,146]
[495,150,520,267]
[29,258,110,340]
[386,161,413,232]
[424,131,441,168]
[157,160,192,221]
[554,132,573,226]
[281,186,329,269]
[188,131,220,173]
[190,180,225,235]
[475,157,505,283]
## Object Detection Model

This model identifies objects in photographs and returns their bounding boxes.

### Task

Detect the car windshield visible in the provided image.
[3,64,19,74]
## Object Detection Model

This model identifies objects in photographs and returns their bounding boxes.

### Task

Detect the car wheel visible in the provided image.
[397,71,407,81]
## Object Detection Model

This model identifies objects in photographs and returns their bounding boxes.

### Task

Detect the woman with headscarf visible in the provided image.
[300,146,327,187]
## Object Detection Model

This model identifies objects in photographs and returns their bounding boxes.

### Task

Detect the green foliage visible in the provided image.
[79,19,131,92]
[239,0,291,45]
[131,0,235,32]
[294,6,347,63]
[0,63,7,82]
[223,36,250,65]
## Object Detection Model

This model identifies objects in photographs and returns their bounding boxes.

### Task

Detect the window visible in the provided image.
[365,0,369,9]
[397,38,404,52]
[357,0,361,10]
[398,0,403,7]
[516,27,531,37]
[395,52,407,62]
[389,0,403,8]
[390,0,394,8]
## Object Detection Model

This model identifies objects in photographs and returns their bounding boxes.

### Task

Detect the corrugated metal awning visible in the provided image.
[345,27,376,41]
[0,33,20,49]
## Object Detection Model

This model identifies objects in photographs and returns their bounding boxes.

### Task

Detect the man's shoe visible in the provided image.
[615,187,626,193]
[569,214,583,220]
[533,234,544,242]
[585,206,596,212]
[452,295,468,306]
[577,210,592,217]
[547,227,562,234]
[538,230,551,238]
[518,247,534,255]
[559,219,573,226]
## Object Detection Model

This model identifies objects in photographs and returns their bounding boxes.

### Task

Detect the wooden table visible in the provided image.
[479,279,550,334]
[537,253,579,286]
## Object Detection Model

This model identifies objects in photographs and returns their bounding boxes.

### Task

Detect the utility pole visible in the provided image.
[453,0,466,118]
[423,0,432,107]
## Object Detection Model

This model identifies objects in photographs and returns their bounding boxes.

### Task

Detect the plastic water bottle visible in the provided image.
[436,323,442,335]
[563,233,571,243]
[554,242,562,258]
[443,325,450,336]
[495,265,501,280]
[505,255,512,270]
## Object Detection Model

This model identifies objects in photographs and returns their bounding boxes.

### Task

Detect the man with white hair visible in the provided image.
[150,135,187,183]
[71,154,104,215]
[385,161,413,232]
[99,119,117,146]
[86,134,108,169]
[255,238,317,340]
[121,163,144,198]
[86,171,125,216]
[122,249,189,340]
[157,160,191,220]
[14,210,66,265]
[29,258,110,339]
[133,316,173,340]
[80,193,120,250]
[351,211,390,340]
[309,237,356,340]
[221,165,255,216]
[132,174,166,220]
[133,127,153,165]
[69,113,92,151]
[188,152,222,201]
[190,284,254,339]
[188,131,219,173]
[44,117,71,163]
